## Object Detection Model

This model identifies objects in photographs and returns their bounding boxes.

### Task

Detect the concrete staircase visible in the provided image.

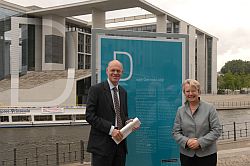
[0,69,91,92]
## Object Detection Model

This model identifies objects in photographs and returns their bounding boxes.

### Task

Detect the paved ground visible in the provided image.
[217,138,250,166]
[218,148,250,166]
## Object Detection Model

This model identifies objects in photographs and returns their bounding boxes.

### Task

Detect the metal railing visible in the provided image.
[0,140,90,166]
[219,121,250,141]
[211,101,250,109]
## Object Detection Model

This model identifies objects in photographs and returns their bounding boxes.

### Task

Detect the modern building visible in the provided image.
[0,0,218,106]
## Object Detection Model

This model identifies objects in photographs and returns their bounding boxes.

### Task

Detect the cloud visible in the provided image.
[218,48,250,71]
[216,27,250,71]
[217,28,250,53]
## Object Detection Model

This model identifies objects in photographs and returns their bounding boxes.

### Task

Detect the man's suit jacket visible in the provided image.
[86,80,128,156]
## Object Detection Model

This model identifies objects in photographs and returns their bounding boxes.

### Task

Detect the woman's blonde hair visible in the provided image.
[182,79,201,94]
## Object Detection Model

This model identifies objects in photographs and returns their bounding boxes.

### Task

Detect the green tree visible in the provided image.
[245,74,250,90]
[220,59,249,74]
[217,74,225,89]
[234,73,244,90]
[223,72,236,90]
[218,60,250,92]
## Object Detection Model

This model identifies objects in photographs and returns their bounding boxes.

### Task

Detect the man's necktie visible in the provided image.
[113,87,123,129]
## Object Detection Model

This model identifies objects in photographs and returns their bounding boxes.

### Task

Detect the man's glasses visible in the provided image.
[110,69,122,74]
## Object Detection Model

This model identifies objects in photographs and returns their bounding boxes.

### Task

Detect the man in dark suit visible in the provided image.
[86,60,129,166]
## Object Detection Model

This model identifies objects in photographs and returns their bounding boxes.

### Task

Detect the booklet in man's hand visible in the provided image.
[112,117,141,144]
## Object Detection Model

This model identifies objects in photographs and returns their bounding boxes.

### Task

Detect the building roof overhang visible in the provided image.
[24,0,218,39]
[27,0,165,17]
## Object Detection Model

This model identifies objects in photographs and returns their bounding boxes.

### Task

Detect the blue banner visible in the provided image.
[99,36,183,166]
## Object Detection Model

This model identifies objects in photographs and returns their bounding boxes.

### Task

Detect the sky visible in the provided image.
[5,0,250,71]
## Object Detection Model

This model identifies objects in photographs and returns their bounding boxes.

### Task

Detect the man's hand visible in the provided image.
[187,138,200,150]
[112,129,123,141]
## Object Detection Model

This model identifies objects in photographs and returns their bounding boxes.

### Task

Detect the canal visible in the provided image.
[0,125,91,165]
[217,109,250,124]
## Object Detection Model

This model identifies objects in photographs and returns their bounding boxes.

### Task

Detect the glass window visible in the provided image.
[0,7,20,80]
[195,39,198,80]
[34,115,52,121]
[12,116,31,122]
[0,116,9,122]
[167,23,172,33]
[45,35,63,64]
[146,25,153,32]
[76,114,86,120]
[141,26,147,31]
[207,38,212,93]
[55,115,72,120]
[85,35,91,54]
[173,23,179,33]
[85,55,91,69]
[152,25,156,32]
[78,53,84,69]
[77,77,91,104]
[78,33,84,53]
[137,27,142,31]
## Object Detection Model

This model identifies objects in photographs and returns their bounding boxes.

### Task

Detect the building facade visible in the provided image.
[0,0,218,103]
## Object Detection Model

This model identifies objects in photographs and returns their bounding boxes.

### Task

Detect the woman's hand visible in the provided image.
[187,138,200,150]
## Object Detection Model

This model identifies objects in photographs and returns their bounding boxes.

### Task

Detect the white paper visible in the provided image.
[112,117,141,144]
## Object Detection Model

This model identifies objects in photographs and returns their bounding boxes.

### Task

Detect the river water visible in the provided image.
[217,109,250,124]
[0,109,249,165]
[0,125,91,165]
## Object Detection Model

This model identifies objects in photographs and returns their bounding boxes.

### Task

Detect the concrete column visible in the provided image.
[92,8,105,28]
[179,21,188,34]
[65,31,78,69]
[42,15,65,70]
[3,39,10,76]
[156,14,166,33]
[197,33,206,93]
[211,37,218,94]
[188,26,196,79]
[0,33,3,79]
[92,8,105,76]
[9,18,21,75]
[35,23,42,71]
[9,17,22,105]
